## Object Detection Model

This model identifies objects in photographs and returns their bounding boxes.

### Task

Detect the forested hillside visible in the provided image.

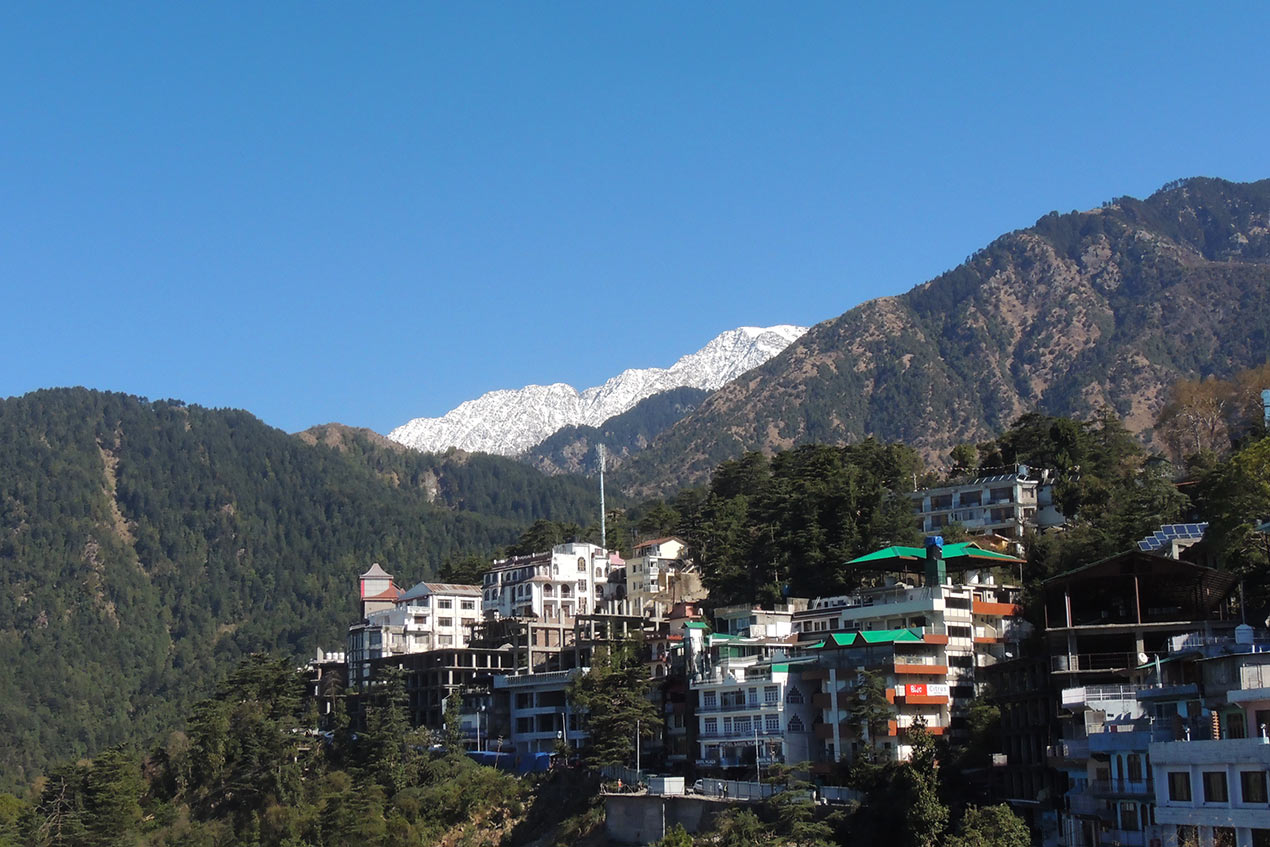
[616,177,1270,494]
[0,389,599,789]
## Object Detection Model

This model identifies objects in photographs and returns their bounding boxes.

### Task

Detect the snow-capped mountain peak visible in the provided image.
[387,324,807,456]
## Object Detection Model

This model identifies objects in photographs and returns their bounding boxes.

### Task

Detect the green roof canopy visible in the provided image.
[846,542,1023,569]
[811,628,924,649]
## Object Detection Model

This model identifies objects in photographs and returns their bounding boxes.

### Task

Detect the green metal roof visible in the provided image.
[811,628,924,649]
[846,542,1024,567]
[684,621,711,630]
[854,628,924,644]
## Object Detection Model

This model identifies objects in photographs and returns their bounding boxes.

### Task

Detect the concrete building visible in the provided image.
[795,539,1028,768]
[1147,643,1270,847]
[494,668,588,757]
[481,542,621,621]
[347,577,483,687]
[1042,551,1241,847]
[910,468,1064,540]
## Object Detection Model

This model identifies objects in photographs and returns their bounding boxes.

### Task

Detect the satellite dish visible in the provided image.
[1137,652,1150,666]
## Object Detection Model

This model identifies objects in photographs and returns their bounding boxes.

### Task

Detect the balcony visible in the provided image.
[698,727,784,740]
[1052,652,1138,674]
[894,658,948,675]
[1066,791,1113,820]
[1060,684,1143,709]
[696,700,770,713]
[1090,778,1152,798]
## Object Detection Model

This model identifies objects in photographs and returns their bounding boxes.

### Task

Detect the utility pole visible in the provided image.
[598,444,607,549]
[636,717,641,777]
[755,721,761,785]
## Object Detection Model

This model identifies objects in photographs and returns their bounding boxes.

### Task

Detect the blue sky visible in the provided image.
[3,3,1268,434]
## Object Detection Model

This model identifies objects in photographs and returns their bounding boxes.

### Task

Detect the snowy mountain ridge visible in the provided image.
[387,325,807,456]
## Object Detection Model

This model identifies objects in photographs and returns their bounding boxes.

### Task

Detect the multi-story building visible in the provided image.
[688,626,816,772]
[494,668,588,758]
[482,542,621,621]
[795,539,1027,767]
[910,468,1064,539]
[1147,639,1270,847]
[347,577,483,687]
[1042,550,1241,847]
[626,537,702,617]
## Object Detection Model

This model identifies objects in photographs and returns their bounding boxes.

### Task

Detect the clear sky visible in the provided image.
[3,3,1268,434]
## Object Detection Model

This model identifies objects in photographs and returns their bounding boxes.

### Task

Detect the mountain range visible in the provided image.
[610,177,1270,493]
[387,325,806,456]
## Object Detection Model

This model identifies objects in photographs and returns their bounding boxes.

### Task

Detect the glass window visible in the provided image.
[1127,754,1142,782]
[764,686,779,704]
[703,691,717,707]
[1203,771,1229,803]
[788,715,805,732]
[438,599,452,609]
[704,718,717,734]
[1167,771,1191,802]
[461,600,475,610]
[438,617,452,627]
[1118,802,1139,831]
[1243,771,1269,804]
[765,714,779,732]
[786,687,803,704]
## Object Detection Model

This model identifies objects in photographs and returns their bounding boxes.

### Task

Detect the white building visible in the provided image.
[910,468,1064,539]
[1147,650,1270,847]
[346,570,482,686]
[691,648,817,771]
[481,542,621,623]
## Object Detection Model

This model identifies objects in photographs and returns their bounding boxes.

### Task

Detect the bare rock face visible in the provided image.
[386,325,807,456]
[616,177,1270,494]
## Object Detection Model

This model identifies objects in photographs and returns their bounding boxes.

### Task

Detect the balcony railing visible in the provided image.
[1060,684,1143,708]
[697,727,784,740]
[1090,778,1152,797]
[697,701,772,713]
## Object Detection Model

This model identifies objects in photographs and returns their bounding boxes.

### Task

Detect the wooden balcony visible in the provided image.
[972,600,1022,617]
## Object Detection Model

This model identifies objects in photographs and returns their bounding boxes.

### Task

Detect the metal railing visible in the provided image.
[1090,778,1152,797]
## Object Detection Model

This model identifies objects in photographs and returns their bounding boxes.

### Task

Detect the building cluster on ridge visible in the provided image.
[311,467,1270,847]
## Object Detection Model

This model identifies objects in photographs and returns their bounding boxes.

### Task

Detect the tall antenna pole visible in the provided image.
[598,444,607,550]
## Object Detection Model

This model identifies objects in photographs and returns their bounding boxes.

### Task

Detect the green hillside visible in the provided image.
[0,389,599,788]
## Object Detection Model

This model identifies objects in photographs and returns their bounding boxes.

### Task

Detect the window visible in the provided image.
[1203,771,1229,803]
[461,618,475,629]
[438,617,453,627]
[703,691,717,708]
[1243,771,1269,804]
[1167,770,1192,802]
[577,557,587,572]
[788,715,805,732]
[1118,802,1139,831]
[438,634,453,646]
[461,600,475,610]
[786,687,803,704]
[1127,754,1142,782]
[438,599,452,609]
[764,686,779,705]
[734,717,750,735]
[704,718,717,735]
[765,714,779,732]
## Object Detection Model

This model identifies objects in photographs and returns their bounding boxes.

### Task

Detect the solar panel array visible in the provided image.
[1136,523,1208,552]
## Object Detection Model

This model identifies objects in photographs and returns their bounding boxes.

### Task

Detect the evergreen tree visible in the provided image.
[567,636,660,768]
[945,804,1031,847]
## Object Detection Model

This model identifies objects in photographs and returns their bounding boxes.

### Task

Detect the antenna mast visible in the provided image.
[598,444,607,550]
